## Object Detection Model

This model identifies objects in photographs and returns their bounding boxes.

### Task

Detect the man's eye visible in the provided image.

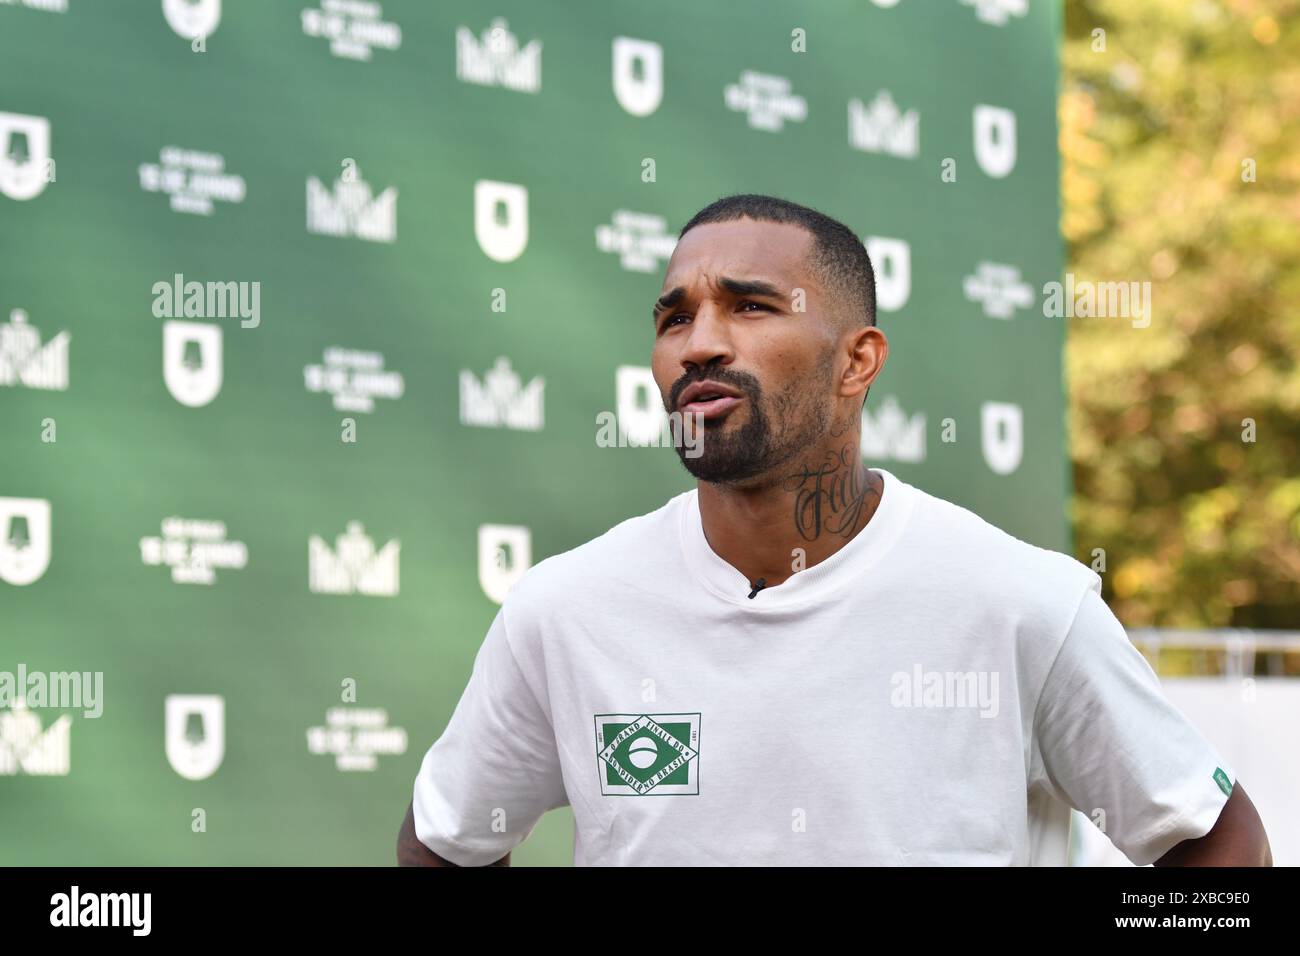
[738,300,768,312]
[664,314,688,328]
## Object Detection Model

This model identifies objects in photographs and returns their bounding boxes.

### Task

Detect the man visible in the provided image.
[398,194,1271,867]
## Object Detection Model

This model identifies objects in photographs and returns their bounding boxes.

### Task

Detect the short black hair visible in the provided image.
[677,193,876,328]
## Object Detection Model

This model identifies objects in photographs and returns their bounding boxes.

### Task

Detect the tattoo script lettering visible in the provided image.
[782,446,876,541]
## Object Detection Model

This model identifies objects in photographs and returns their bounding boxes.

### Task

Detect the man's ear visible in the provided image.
[841,325,887,400]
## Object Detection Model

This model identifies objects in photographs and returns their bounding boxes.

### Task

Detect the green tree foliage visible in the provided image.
[1063,0,1300,628]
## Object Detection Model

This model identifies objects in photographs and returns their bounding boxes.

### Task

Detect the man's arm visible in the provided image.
[396,801,510,867]
[1154,783,1272,866]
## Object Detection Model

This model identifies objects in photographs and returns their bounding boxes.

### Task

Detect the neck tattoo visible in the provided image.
[782,444,878,542]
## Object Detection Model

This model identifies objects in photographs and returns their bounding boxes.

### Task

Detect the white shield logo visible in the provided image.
[616,365,667,446]
[163,0,221,39]
[973,105,1017,179]
[612,37,663,117]
[981,401,1023,475]
[0,497,51,586]
[163,320,223,407]
[865,236,911,313]
[165,694,225,780]
[478,524,531,605]
[474,180,528,263]
[0,112,51,202]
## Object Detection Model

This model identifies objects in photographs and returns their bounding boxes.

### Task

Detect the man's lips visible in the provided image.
[677,381,744,419]
[679,394,743,419]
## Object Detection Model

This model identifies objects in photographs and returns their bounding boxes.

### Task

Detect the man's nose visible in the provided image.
[679,302,736,371]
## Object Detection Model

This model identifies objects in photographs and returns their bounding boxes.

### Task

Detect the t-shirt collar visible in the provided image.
[678,466,914,610]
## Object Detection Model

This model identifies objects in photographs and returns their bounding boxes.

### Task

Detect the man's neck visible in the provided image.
[695,433,884,590]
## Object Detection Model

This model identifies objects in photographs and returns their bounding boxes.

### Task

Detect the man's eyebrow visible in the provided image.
[652,286,685,321]
[652,277,787,322]
[719,276,785,300]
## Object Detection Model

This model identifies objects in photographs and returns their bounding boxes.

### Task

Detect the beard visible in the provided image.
[668,354,835,487]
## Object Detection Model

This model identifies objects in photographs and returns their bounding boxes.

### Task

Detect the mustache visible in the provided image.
[667,369,760,409]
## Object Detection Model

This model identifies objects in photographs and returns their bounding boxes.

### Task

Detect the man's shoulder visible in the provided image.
[902,477,1101,598]
[503,489,692,611]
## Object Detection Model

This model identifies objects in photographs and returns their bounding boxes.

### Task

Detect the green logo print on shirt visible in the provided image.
[594,713,701,796]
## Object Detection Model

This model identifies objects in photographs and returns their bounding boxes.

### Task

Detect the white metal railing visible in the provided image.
[1126,629,1300,677]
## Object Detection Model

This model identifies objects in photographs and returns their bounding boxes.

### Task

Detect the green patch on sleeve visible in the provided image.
[1213,767,1233,797]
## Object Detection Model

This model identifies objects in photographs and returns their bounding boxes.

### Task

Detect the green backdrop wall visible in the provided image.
[1,0,1065,864]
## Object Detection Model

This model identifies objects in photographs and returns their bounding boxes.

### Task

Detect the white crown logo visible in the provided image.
[308,521,400,596]
[456,18,542,93]
[459,357,545,431]
[861,396,926,463]
[848,91,919,158]
[0,700,71,776]
[307,167,397,243]
[0,309,69,391]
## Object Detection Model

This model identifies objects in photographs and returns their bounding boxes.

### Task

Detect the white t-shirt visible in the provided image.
[412,468,1236,866]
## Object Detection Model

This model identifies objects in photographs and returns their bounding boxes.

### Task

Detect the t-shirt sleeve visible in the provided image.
[411,605,568,866]
[1031,586,1236,866]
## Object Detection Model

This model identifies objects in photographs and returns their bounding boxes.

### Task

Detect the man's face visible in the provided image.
[651,218,841,486]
